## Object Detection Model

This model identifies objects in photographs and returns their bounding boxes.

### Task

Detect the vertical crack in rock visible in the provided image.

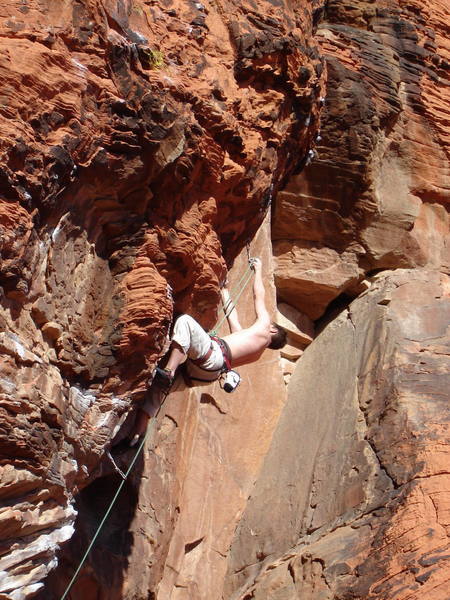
[351,312,399,492]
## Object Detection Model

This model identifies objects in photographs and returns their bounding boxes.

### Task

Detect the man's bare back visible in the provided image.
[223,324,273,366]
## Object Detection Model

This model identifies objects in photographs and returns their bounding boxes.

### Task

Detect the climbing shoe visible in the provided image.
[152,367,174,392]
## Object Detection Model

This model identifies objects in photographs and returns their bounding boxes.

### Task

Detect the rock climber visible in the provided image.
[130,258,286,443]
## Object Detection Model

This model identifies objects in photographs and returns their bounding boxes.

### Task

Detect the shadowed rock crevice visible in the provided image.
[200,392,227,414]
[38,472,140,600]
[184,537,204,554]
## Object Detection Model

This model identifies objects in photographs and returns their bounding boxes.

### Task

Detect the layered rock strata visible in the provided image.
[0,0,449,599]
[0,1,323,598]
[273,0,450,319]
[40,220,287,600]
[251,0,450,597]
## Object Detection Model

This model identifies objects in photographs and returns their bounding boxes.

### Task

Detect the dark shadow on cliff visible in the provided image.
[313,291,355,335]
[37,460,142,600]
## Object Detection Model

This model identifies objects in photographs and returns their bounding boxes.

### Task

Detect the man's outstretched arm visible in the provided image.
[221,285,242,332]
[251,258,270,326]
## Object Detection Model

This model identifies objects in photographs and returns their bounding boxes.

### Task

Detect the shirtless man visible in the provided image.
[220,258,286,366]
[130,258,286,443]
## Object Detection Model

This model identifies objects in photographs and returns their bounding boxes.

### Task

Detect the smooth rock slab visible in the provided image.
[225,269,450,600]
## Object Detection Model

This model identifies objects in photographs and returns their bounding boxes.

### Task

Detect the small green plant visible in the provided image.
[140,48,165,70]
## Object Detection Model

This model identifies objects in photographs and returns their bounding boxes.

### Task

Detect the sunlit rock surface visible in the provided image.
[0,0,449,599]
[225,269,450,599]
[273,0,450,319]
[0,0,322,598]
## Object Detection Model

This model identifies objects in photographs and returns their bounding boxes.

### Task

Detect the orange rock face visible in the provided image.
[273,0,450,319]
[224,0,450,597]
[0,0,449,599]
[0,1,323,598]
[225,270,450,600]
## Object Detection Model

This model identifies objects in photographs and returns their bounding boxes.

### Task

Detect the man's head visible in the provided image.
[268,323,287,349]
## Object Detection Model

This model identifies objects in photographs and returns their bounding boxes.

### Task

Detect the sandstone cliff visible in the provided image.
[0,0,448,599]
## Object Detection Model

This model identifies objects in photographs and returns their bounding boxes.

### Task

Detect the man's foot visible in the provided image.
[128,368,173,447]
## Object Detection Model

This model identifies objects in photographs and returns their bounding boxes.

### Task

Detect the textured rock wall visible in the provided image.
[224,269,450,599]
[43,220,287,600]
[0,1,323,598]
[1,0,449,599]
[273,0,450,319]
[223,0,450,598]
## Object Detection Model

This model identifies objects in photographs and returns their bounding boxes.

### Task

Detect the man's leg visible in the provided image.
[165,342,186,375]
[130,315,209,444]
[161,314,211,380]
[151,340,185,391]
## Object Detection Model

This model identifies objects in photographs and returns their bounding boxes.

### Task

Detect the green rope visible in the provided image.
[210,262,254,335]
[60,398,165,600]
[227,264,253,302]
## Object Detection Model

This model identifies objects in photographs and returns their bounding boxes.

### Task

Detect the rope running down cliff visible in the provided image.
[59,392,167,600]
[59,261,255,599]
[210,256,255,335]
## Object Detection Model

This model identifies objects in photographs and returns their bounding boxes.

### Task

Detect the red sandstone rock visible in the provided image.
[225,270,450,600]
[0,1,322,598]
[0,0,449,599]
[276,303,314,346]
[273,0,450,319]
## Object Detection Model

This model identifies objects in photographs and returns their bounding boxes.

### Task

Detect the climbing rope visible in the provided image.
[59,392,169,600]
[210,257,255,335]
[60,254,256,598]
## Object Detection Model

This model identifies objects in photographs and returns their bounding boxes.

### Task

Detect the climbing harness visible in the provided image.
[211,336,232,371]
[186,335,232,385]
[59,389,170,600]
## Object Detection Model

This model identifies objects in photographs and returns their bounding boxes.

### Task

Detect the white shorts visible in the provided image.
[172,315,224,380]
[142,316,224,414]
